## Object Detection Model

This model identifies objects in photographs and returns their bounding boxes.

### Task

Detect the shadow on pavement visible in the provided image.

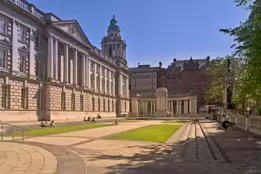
[83,123,261,174]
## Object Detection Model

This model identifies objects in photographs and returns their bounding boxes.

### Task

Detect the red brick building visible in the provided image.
[163,56,211,108]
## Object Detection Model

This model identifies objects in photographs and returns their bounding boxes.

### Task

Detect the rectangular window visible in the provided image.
[61,92,66,110]
[103,98,105,111]
[18,24,29,43]
[37,89,42,109]
[96,76,100,91]
[98,98,100,111]
[80,95,84,111]
[71,93,75,110]
[19,53,27,73]
[0,48,8,68]
[0,20,6,35]
[112,100,114,112]
[102,78,105,92]
[106,79,109,93]
[108,99,110,112]
[35,35,40,50]
[92,97,95,111]
[21,87,29,109]
[2,85,10,109]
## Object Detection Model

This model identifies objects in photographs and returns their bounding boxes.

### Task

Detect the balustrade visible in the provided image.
[8,0,45,21]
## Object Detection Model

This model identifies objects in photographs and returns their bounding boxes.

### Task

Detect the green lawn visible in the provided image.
[110,125,181,143]
[15,124,112,137]
[162,121,188,124]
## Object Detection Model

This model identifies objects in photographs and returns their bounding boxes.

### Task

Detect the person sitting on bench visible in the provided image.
[97,113,102,119]
[91,117,96,123]
[84,116,88,122]
[40,121,47,127]
[49,120,55,127]
[221,114,232,130]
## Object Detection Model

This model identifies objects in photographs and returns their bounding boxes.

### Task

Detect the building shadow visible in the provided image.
[82,125,261,174]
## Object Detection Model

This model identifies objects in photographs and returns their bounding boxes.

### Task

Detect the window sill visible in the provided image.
[0,33,11,38]
[0,67,10,73]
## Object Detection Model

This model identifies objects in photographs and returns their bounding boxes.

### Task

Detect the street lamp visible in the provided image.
[137,93,141,117]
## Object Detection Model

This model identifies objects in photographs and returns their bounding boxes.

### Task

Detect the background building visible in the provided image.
[129,57,211,115]
[166,57,211,109]
[0,0,129,122]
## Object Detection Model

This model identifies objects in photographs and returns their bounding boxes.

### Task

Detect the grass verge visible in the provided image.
[14,124,112,137]
[162,121,188,124]
[109,125,181,143]
[119,120,141,123]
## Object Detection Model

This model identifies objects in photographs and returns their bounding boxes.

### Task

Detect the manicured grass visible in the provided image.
[15,124,112,137]
[162,121,188,124]
[110,125,181,143]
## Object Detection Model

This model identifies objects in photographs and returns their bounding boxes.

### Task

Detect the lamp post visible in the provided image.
[137,94,141,118]
[0,107,3,122]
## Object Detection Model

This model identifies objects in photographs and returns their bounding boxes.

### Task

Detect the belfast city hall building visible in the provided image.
[0,0,130,122]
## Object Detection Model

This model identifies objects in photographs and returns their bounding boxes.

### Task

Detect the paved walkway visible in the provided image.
[0,142,57,174]
[1,120,261,173]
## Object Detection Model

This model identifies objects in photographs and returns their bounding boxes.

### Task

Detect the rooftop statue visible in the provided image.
[159,61,162,68]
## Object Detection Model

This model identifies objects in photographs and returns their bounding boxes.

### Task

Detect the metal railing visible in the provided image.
[0,121,26,141]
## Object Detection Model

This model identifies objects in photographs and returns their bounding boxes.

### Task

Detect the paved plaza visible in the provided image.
[0,120,261,174]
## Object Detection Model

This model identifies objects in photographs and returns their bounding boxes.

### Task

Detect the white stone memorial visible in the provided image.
[154,87,168,117]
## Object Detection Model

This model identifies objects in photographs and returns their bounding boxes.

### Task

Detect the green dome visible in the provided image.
[108,15,120,31]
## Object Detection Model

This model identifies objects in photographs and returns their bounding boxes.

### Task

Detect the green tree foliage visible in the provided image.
[219,0,261,112]
[206,57,244,105]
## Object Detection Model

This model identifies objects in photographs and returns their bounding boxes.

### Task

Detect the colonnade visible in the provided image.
[130,98,197,116]
[168,99,197,116]
[46,35,129,98]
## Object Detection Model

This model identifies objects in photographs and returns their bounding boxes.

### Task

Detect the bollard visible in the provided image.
[1,122,3,141]
[13,126,15,140]
[22,127,25,142]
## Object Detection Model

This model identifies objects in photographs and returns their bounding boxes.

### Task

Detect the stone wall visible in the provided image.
[0,79,119,122]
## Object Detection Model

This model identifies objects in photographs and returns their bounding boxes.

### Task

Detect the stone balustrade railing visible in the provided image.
[8,0,45,21]
[224,110,261,136]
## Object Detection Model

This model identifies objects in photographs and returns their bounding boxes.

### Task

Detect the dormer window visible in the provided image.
[110,33,113,38]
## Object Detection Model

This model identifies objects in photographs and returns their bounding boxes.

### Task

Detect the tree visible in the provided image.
[219,0,261,113]
[206,57,244,105]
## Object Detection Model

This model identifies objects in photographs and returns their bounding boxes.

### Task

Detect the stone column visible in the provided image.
[94,62,97,91]
[70,59,73,84]
[178,101,182,115]
[105,68,107,93]
[85,55,89,88]
[189,100,192,114]
[126,76,129,98]
[100,65,102,92]
[119,73,122,96]
[170,101,173,113]
[73,49,78,85]
[64,44,69,83]
[81,53,86,87]
[191,99,197,114]
[60,54,64,83]
[108,70,111,95]
[176,101,179,115]
[47,35,54,79]
[53,38,58,80]
[12,20,19,73]
[29,29,35,78]
[88,58,91,88]
[184,100,188,114]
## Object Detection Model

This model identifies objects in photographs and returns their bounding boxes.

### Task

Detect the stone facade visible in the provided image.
[0,1,129,122]
[129,57,212,113]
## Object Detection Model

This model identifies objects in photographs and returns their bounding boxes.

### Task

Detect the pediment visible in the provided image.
[52,21,92,48]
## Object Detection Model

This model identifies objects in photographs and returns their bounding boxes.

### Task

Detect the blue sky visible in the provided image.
[29,0,249,67]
